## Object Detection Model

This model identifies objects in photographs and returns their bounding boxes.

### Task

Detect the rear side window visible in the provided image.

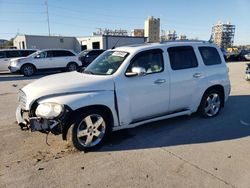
[53,50,75,57]
[199,47,222,65]
[0,51,6,58]
[168,46,198,70]
[6,51,21,58]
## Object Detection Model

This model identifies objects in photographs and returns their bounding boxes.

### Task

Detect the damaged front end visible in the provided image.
[16,90,70,135]
[16,105,63,134]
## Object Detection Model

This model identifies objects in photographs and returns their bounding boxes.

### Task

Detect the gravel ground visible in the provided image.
[0,62,250,188]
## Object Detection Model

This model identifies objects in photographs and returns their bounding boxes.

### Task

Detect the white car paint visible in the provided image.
[9,49,81,73]
[16,42,231,131]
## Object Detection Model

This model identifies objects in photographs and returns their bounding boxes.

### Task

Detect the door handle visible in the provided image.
[154,79,166,84]
[4,59,8,61]
[193,73,202,78]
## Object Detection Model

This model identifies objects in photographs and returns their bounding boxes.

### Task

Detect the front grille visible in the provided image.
[18,90,27,109]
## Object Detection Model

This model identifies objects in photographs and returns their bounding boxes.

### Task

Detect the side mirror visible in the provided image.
[35,54,41,58]
[125,67,146,77]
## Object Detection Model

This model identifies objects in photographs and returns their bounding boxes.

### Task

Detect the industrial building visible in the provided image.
[211,22,235,49]
[161,30,178,41]
[13,35,81,52]
[77,35,146,50]
[13,34,146,52]
[144,16,160,43]
[131,29,144,37]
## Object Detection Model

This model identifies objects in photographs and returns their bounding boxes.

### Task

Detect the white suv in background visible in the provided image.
[0,49,37,71]
[16,41,231,151]
[9,49,81,76]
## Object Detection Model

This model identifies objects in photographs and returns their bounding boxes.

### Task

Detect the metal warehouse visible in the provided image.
[13,34,146,53]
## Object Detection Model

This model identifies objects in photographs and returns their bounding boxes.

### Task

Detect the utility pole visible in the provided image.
[45,0,51,35]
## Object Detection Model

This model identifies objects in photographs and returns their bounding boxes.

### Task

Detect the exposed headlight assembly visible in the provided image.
[11,61,17,66]
[35,103,64,119]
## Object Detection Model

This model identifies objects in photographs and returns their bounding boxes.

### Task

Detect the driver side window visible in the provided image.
[36,51,47,58]
[127,49,164,74]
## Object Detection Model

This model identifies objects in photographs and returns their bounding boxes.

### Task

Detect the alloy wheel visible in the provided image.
[77,114,106,147]
[204,93,221,117]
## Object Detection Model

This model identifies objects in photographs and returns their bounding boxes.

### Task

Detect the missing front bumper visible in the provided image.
[16,105,59,132]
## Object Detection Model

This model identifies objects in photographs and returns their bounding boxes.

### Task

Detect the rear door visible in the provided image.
[166,46,204,112]
[52,50,75,68]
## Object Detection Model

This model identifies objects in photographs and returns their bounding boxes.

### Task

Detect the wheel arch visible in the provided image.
[67,61,79,66]
[20,63,37,71]
[201,84,225,107]
[62,104,114,140]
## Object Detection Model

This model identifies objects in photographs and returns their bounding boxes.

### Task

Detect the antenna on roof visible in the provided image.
[112,38,120,49]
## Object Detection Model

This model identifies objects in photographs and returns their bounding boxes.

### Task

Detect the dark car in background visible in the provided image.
[78,49,105,67]
[238,49,250,61]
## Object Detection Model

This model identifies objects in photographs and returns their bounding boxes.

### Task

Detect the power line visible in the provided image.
[0,11,45,14]
[0,19,46,23]
[0,1,44,6]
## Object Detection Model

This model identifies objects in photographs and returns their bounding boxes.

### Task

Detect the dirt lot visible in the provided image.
[0,62,250,188]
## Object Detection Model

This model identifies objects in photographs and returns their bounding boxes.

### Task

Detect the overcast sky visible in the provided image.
[0,0,249,45]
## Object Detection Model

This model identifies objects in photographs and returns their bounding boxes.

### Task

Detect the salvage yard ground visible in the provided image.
[0,62,250,188]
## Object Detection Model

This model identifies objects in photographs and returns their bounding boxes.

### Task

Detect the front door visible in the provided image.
[34,51,55,69]
[115,49,170,125]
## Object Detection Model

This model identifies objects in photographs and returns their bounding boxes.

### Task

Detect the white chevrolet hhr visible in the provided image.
[16,41,231,151]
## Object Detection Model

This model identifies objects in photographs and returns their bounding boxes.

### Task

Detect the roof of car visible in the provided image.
[37,49,77,54]
[114,40,216,53]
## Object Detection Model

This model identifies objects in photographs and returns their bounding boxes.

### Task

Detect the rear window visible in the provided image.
[0,51,6,58]
[19,50,36,57]
[168,46,198,70]
[6,51,21,58]
[199,47,222,66]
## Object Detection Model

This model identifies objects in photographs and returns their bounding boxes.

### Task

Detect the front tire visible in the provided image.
[198,90,222,118]
[66,62,78,72]
[21,64,35,76]
[67,109,111,151]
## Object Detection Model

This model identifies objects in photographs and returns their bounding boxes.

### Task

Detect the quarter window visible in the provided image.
[127,49,164,74]
[199,47,222,65]
[168,46,198,70]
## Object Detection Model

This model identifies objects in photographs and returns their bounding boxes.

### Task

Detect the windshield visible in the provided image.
[84,51,129,75]
[79,50,89,57]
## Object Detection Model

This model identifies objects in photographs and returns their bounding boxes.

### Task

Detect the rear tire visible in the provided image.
[198,90,222,118]
[67,109,111,151]
[21,64,36,76]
